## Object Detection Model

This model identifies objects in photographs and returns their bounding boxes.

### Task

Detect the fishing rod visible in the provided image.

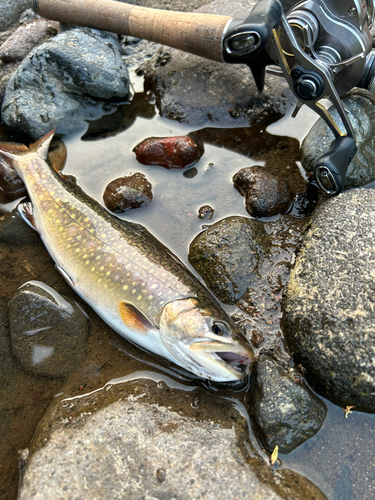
[33,0,375,195]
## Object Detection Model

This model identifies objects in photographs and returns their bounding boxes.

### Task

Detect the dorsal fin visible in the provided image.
[0,129,55,162]
[29,129,56,158]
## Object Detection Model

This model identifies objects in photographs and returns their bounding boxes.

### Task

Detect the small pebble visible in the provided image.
[198,205,214,220]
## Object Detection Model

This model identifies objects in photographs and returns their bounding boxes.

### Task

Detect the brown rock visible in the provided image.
[0,19,59,63]
[133,136,203,169]
[233,166,294,218]
[103,173,153,213]
[0,155,26,203]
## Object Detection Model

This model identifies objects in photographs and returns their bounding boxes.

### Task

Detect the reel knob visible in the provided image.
[314,136,357,195]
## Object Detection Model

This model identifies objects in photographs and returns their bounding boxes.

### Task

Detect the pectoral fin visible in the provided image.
[17,201,38,232]
[119,302,154,334]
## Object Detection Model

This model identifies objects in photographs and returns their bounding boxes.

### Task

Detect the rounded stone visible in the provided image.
[103,173,153,212]
[233,166,294,218]
[188,216,271,304]
[133,136,203,169]
[249,354,327,454]
[9,281,89,378]
[282,189,375,411]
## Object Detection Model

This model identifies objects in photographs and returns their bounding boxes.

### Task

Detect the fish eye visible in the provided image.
[212,323,224,336]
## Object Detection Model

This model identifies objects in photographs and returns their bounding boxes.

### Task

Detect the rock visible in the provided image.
[9,281,89,378]
[0,210,42,246]
[19,376,326,500]
[0,0,33,31]
[103,173,153,212]
[290,184,319,218]
[1,28,130,139]
[140,0,295,126]
[0,155,26,202]
[189,216,271,304]
[233,166,294,218]
[133,136,203,168]
[302,94,375,188]
[249,354,327,454]
[282,188,375,411]
[197,204,214,220]
[0,19,59,63]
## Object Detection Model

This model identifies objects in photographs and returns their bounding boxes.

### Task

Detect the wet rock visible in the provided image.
[134,136,203,169]
[0,0,33,31]
[302,94,375,188]
[290,184,319,218]
[198,205,214,220]
[140,0,295,126]
[249,354,327,454]
[9,281,88,378]
[233,166,294,218]
[120,36,159,69]
[48,138,67,172]
[283,189,375,412]
[0,210,42,246]
[19,376,326,500]
[0,19,59,63]
[189,216,271,304]
[0,156,26,202]
[1,28,130,139]
[103,173,153,212]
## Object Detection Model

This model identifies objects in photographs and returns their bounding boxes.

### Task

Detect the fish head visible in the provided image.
[158,297,254,382]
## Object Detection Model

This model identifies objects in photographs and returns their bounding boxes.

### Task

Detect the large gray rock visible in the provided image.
[283,188,375,411]
[302,94,375,188]
[9,281,89,378]
[250,354,327,454]
[0,0,33,31]
[19,376,326,500]
[1,28,129,138]
[141,0,295,126]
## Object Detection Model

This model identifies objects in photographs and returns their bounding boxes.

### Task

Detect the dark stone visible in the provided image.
[1,28,129,139]
[283,188,375,411]
[9,281,89,378]
[103,173,153,212]
[188,216,271,304]
[249,354,327,454]
[302,94,375,188]
[0,156,26,202]
[0,19,59,63]
[133,136,203,169]
[233,166,294,218]
[0,210,42,246]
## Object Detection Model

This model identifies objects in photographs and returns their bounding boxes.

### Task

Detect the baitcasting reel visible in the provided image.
[223,0,375,194]
[34,0,375,194]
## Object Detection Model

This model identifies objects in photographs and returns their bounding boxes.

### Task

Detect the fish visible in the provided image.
[0,131,254,381]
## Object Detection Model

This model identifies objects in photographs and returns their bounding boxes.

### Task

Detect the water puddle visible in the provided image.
[0,72,374,500]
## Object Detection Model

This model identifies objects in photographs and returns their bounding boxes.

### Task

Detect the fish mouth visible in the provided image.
[188,340,254,381]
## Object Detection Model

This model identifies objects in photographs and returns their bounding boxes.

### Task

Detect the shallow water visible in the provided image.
[1,73,375,500]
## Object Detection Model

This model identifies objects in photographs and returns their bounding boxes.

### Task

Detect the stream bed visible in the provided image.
[1,70,375,499]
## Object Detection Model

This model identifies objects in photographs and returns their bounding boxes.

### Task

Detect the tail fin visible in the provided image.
[0,129,55,162]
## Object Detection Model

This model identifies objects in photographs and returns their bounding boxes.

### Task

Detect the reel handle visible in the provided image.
[33,0,231,62]
[314,136,357,195]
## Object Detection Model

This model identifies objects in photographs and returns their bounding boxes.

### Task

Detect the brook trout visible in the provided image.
[0,131,254,381]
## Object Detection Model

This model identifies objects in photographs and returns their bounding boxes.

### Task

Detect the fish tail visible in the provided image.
[0,129,55,163]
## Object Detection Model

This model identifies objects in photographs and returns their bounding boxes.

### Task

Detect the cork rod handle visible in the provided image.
[34,0,232,62]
